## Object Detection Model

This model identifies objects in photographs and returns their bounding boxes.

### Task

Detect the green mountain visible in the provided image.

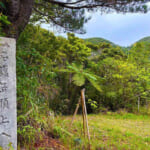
[84,36,150,46]
[84,36,150,53]
[84,37,130,54]
[137,36,150,43]
[84,37,115,45]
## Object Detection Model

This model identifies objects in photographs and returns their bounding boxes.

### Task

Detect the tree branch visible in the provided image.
[33,7,69,29]
[42,0,149,10]
[43,0,108,9]
[44,0,85,5]
[33,7,85,33]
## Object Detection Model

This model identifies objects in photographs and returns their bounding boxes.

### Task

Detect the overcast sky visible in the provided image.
[42,4,150,47]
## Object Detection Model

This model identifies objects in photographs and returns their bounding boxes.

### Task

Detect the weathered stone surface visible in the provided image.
[0,37,17,150]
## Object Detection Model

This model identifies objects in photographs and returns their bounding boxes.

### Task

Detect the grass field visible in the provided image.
[53,113,150,150]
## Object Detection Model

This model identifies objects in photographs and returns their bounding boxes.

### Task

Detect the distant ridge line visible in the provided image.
[84,36,150,47]
[83,37,114,45]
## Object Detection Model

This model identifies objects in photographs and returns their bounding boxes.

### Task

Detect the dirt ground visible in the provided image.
[34,134,68,150]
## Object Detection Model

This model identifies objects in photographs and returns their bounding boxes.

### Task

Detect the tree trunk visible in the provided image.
[7,0,20,20]
[3,0,34,39]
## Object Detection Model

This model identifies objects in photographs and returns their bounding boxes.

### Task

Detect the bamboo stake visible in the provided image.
[81,89,91,144]
[81,89,86,137]
[70,97,81,127]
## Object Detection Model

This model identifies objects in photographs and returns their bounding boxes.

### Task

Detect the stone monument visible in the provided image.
[0,37,17,150]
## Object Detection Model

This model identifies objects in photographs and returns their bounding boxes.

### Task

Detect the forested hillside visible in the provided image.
[15,24,150,149]
[17,24,150,115]
[138,36,150,43]
[1,0,150,149]
[84,37,115,45]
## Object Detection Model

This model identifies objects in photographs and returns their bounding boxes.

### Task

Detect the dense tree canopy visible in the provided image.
[16,24,150,115]
[1,0,149,38]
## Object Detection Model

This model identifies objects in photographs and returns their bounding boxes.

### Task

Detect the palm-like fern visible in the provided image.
[61,63,102,92]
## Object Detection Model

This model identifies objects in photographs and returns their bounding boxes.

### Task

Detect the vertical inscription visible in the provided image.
[0,38,17,150]
[0,65,9,77]
[0,115,9,125]
[0,98,9,110]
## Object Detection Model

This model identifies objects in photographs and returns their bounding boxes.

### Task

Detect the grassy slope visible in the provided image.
[54,113,150,150]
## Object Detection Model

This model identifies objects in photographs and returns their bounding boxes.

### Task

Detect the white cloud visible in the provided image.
[76,11,150,46]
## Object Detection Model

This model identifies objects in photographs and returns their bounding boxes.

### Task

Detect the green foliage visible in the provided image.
[32,2,90,34]
[0,2,11,36]
[0,14,11,25]
[0,13,11,35]
[17,24,150,115]
[16,24,150,149]
[17,114,39,145]
[88,99,98,112]
[0,2,6,9]
[137,36,150,43]
[17,25,93,116]
[99,45,126,60]
[61,62,102,92]
[84,37,115,46]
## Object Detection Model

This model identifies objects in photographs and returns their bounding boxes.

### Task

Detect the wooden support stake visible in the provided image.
[71,97,81,127]
[81,89,91,144]
[81,89,86,137]
[70,88,91,146]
